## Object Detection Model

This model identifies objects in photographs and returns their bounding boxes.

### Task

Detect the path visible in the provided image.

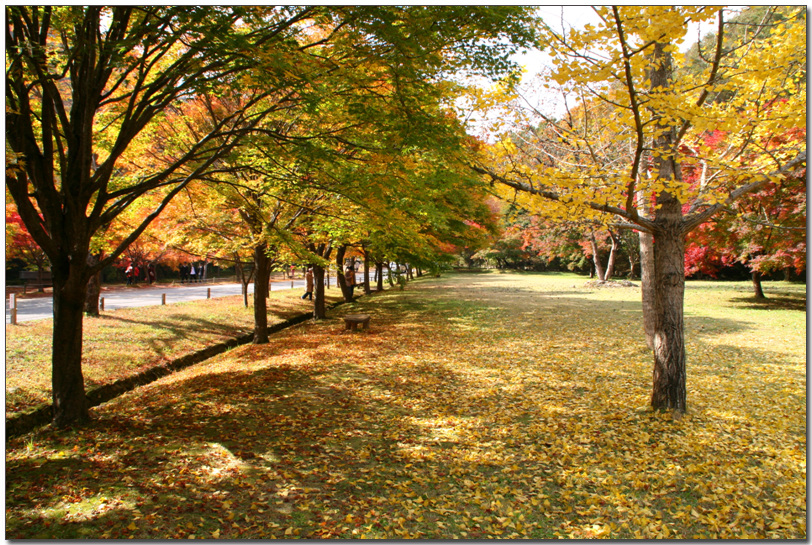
[6,274,363,324]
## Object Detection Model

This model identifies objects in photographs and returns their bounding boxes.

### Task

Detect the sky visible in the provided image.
[462,6,735,139]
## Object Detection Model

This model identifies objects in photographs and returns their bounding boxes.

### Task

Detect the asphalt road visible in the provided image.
[5,275,366,324]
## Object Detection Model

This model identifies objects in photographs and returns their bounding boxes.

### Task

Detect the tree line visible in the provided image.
[6,6,805,428]
[5,6,537,427]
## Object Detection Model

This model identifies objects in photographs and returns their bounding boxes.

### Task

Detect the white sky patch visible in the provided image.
[459,6,744,141]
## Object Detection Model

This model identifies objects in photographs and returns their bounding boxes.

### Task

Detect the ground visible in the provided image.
[5,271,807,539]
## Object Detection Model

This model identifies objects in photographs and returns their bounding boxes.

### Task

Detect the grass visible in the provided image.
[5,286,347,417]
[5,271,807,539]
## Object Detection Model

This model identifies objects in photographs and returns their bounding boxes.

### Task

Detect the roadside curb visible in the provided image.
[5,293,375,439]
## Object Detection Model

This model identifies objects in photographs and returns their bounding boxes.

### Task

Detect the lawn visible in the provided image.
[5,271,806,539]
[5,286,347,418]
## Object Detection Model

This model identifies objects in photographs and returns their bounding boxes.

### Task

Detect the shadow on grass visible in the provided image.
[6,275,806,539]
[728,293,806,312]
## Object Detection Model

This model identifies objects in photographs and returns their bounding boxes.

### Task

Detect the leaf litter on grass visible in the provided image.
[5,272,806,539]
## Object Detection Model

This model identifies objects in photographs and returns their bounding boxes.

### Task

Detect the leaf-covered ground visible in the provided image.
[6,272,806,539]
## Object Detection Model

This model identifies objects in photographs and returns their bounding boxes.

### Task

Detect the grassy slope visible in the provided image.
[5,272,806,539]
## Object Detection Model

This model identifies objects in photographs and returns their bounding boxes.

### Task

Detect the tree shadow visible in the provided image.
[6,275,805,539]
[728,293,806,312]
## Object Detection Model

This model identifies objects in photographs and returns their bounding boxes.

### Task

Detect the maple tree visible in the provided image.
[472,6,806,414]
[5,6,346,426]
[6,203,50,290]
[683,129,807,296]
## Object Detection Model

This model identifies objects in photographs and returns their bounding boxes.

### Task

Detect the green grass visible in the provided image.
[5,271,806,539]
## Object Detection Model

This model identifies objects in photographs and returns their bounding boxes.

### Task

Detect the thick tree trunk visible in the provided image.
[648,41,687,414]
[51,264,91,427]
[312,265,326,320]
[252,244,271,344]
[752,270,766,299]
[650,219,687,414]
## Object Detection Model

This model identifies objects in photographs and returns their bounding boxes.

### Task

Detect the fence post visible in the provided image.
[327,273,330,288]
[9,294,17,325]
[162,293,166,305]
[100,297,105,311]
[207,288,211,299]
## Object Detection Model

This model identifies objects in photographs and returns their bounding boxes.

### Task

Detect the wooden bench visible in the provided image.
[343,314,370,331]
[20,270,52,293]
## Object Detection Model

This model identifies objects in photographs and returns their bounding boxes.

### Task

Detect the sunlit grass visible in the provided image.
[5,287,347,417]
[5,271,806,539]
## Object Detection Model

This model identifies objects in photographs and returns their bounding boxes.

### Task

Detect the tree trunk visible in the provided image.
[235,258,251,308]
[335,244,354,302]
[752,270,766,299]
[639,230,656,349]
[51,263,91,427]
[312,264,326,320]
[650,219,687,414]
[648,40,687,415]
[252,244,271,344]
[84,253,101,316]
[604,230,618,281]
[589,232,606,281]
[363,248,371,295]
[36,265,47,293]
[376,262,384,291]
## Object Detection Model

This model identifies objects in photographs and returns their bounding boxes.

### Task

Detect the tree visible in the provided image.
[683,128,807,296]
[5,6,330,427]
[473,6,806,414]
[5,204,50,290]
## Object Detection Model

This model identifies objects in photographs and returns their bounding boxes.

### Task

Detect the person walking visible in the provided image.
[125,263,134,285]
[189,263,197,283]
[301,267,314,300]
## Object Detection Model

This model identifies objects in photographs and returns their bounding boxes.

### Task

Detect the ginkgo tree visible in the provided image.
[473,6,806,414]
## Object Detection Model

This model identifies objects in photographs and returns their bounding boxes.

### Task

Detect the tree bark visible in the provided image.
[252,243,271,344]
[335,244,353,302]
[51,262,91,427]
[650,215,687,414]
[589,232,606,281]
[639,229,656,350]
[376,262,384,291]
[312,264,326,319]
[752,270,766,299]
[363,248,372,295]
[604,230,618,281]
[648,41,687,414]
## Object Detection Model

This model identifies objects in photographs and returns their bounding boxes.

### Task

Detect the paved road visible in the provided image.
[6,274,365,324]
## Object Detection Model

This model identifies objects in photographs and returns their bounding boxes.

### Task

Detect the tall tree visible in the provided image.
[473,6,806,414]
[5,6,327,426]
